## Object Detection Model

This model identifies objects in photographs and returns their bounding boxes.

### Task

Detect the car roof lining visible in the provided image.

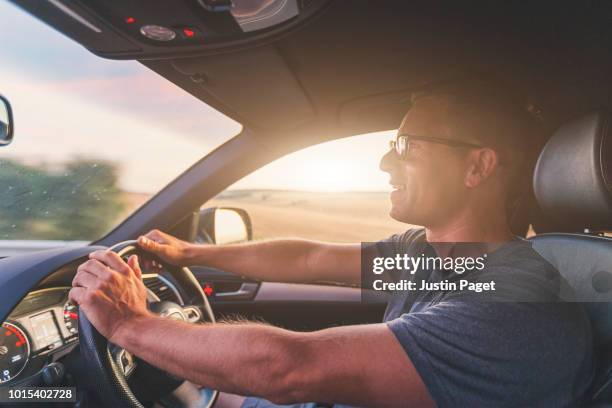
[138,0,612,147]
[11,0,612,144]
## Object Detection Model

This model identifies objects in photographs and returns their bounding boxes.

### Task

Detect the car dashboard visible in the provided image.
[0,253,184,386]
[1,288,77,384]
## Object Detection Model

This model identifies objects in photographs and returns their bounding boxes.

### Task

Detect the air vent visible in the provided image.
[143,275,182,304]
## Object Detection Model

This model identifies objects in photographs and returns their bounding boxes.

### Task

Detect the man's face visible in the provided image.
[379,100,472,227]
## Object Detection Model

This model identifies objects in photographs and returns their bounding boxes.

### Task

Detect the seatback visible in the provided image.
[530,111,612,403]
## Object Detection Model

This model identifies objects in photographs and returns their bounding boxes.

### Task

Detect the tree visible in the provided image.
[0,158,126,240]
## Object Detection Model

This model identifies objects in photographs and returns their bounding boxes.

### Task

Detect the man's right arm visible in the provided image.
[138,230,362,286]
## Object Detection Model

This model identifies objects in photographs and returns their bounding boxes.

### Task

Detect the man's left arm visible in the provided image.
[69,250,434,408]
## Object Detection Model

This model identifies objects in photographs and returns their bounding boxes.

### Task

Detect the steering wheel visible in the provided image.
[77,241,218,408]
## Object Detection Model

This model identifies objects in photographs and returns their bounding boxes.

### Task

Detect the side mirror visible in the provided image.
[197,207,253,245]
[0,95,14,146]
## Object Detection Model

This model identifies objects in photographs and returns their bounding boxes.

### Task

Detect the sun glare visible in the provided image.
[296,160,353,192]
[230,131,396,192]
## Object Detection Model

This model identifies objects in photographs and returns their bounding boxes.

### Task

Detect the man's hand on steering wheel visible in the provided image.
[137,229,196,266]
[69,251,151,345]
[72,241,219,408]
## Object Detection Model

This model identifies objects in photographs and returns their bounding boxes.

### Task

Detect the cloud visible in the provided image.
[0,67,239,193]
[0,2,139,80]
[0,1,240,144]
[51,69,241,141]
[0,1,242,194]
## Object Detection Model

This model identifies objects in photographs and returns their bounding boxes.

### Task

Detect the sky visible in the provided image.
[0,1,396,193]
[231,132,394,192]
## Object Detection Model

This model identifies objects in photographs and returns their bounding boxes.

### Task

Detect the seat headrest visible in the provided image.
[533,111,612,232]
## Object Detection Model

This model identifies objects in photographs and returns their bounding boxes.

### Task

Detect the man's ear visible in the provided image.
[464,148,500,188]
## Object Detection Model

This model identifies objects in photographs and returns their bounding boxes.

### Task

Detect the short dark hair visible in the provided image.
[410,79,544,207]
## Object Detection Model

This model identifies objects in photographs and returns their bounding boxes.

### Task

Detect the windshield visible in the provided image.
[0,2,241,243]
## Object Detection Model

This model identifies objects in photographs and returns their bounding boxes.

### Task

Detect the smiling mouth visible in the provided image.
[391,184,406,191]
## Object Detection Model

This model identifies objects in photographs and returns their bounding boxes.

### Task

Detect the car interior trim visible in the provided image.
[47,0,102,33]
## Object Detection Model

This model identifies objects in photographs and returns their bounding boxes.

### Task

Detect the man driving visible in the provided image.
[70,84,593,407]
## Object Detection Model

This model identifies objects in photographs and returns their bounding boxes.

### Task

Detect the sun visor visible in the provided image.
[339,91,413,134]
[171,46,315,130]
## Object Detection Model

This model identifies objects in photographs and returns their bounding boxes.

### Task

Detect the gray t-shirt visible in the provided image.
[379,229,594,407]
[243,229,594,408]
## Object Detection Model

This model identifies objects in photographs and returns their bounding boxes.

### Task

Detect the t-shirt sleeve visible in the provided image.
[371,228,426,288]
[375,228,425,257]
[386,300,592,407]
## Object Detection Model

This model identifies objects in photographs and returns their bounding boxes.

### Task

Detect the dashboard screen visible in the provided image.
[29,312,62,351]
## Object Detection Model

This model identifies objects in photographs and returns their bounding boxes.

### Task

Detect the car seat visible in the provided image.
[530,111,612,405]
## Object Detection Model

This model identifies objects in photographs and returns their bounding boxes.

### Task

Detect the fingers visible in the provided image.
[144,229,168,244]
[147,229,167,239]
[137,235,158,251]
[89,250,131,275]
[139,229,172,247]
[72,269,98,289]
[77,259,112,279]
[128,255,142,279]
[68,287,86,305]
[138,236,169,258]
[85,249,143,282]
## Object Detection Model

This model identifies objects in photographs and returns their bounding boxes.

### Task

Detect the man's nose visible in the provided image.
[379,148,399,173]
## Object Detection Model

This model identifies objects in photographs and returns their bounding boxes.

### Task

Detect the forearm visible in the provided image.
[187,239,361,285]
[114,316,432,407]
[115,314,306,401]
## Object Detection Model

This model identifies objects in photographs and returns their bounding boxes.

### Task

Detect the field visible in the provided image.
[206,190,413,242]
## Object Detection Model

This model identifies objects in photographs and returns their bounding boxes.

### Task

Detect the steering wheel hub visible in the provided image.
[150,301,188,321]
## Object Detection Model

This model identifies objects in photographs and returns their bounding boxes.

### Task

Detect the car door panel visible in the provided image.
[191,267,388,331]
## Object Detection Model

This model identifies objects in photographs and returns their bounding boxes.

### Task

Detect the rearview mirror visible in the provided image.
[197,207,253,245]
[0,95,13,146]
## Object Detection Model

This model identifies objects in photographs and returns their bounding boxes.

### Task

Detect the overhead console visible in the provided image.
[9,0,332,59]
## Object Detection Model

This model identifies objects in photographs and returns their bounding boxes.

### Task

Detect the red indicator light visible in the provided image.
[203,284,213,296]
[125,17,136,24]
[183,28,195,37]
[65,312,78,320]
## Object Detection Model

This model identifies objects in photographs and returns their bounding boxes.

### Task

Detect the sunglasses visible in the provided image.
[390,134,483,161]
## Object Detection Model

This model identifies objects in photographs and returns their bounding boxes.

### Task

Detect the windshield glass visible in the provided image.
[0,2,241,244]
